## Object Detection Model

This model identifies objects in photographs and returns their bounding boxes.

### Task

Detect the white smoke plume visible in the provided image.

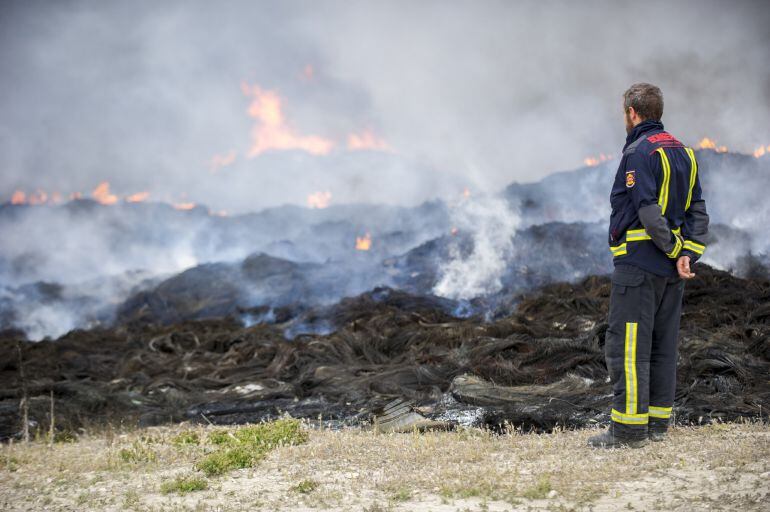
[433,195,519,300]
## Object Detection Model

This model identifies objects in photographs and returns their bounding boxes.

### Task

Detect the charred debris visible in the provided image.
[1,264,768,440]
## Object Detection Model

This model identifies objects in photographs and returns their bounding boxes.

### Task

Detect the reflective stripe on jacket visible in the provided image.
[608,120,709,276]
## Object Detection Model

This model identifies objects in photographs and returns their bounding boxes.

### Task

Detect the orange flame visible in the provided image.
[753,144,770,158]
[9,189,67,205]
[302,64,314,81]
[28,190,48,205]
[355,233,372,251]
[347,129,391,151]
[462,187,471,198]
[92,182,118,205]
[307,191,332,209]
[126,191,150,203]
[242,82,334,157]
[70,192,82,200]
[697,137,727,153]
[450,227,459,236]
[208,150,237,173]
[173,202,196,211]
[584,153,613,167]
[11,190,26,204]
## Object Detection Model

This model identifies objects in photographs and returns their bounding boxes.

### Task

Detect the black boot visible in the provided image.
[648,418,669,442]
[588,424,648,449]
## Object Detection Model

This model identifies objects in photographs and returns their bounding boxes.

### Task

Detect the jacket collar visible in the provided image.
[624,119,664,150]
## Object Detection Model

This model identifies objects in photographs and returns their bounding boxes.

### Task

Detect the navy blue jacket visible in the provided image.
[608,120,709,276]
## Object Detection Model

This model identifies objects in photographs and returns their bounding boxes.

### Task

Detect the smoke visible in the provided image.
[1,1,769,212]
[2,1,769,338]
[433,194,519,299]
[0,269,159,340]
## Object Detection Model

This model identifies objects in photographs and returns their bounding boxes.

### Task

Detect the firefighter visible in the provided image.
[588,83,710,448]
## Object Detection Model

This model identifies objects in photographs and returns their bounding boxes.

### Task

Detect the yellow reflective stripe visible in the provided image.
[666,235,683,259]
[656,148,671,215]
[611,409,649,425]
[610,243,627,256]
[684,147,698,211]
[649,406,673,419]
[626,229,651,241]
[624,227,678,242]
[624,322,638,415]
[683,240,705,255]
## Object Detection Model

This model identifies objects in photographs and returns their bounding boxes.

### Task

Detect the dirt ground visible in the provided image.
[1,420,768,512]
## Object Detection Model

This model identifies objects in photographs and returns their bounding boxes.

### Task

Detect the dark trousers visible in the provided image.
[605,264,684,439]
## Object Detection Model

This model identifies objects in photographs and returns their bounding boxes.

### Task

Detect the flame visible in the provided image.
[584,153,613,167]
[307,191,332,209]
[462,187,471,198]
[92,182,118,205]
[753,144,770,158]
[11,190,26,204]
[208,150,237,173]
[173,202,196,211]
[209,209,228,217]
[347,129,391,151]
[126,191,150,203]
[70,192,82,200]
[28,190,48,205]
[302,64,314,81]
[9,189,66,205]
[450,227,459,236]
[242,82,334,157]
[355,233,372,251]
[697,137,727,153]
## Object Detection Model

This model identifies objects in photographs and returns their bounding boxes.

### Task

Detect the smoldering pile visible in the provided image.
[3,150,770,342]
[1,264,767,440]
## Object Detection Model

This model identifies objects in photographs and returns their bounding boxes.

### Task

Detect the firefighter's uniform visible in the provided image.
[605,119,709,440]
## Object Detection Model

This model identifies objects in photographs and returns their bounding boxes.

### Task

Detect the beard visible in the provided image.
[624,111,634,134]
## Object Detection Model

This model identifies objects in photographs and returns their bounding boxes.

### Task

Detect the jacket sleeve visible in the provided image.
[680,167,709,263]
[625,150,683,258]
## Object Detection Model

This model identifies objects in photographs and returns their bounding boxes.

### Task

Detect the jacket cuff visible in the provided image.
[683,239,706,256]
[666,233,684,259]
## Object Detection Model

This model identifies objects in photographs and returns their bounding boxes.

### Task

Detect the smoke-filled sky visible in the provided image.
[2,0,769,213]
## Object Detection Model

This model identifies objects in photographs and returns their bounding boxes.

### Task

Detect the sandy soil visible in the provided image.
[1,420,768,511]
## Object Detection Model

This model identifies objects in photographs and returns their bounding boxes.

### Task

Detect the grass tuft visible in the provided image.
[197,445,257,476]
[160,474,209,494]
[207,429,234,445]
[292,479,319,494]
[521,475,553,500]
[118,440,158,464]
[171,430,200,447]
[196,418,307,476]
[390,487,412,502]
[1,454,21,472]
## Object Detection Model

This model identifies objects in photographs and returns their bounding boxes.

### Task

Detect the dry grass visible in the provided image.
[1,419,768,511]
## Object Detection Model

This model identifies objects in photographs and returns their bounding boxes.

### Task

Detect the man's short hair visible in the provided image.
[623,83,664,121]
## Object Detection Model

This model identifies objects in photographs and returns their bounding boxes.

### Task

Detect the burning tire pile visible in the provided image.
[1,264,767,440]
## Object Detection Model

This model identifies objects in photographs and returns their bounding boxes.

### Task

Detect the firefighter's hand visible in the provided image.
[677,255,695,279]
